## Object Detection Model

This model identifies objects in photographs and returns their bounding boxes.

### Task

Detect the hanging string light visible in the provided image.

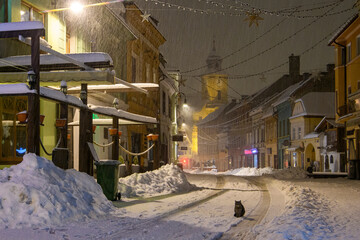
[146,0,350,19]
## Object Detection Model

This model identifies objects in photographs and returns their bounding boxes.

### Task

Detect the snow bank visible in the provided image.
[188,166,308,179]
[118,164,197,198]
[0,154,114,229]
[224,167,275,176]
[255,181,339,239]
[270,167,309,179]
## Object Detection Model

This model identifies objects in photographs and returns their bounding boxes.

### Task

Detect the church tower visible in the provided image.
[192,38,229,156]
[201,38,228,107]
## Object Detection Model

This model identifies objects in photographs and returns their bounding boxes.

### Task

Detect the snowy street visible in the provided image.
[1,156,360,240]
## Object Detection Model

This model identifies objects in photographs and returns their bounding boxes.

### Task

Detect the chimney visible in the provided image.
[289,54,300,80]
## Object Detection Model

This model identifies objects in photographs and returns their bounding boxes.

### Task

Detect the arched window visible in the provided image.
[330,155,334,164]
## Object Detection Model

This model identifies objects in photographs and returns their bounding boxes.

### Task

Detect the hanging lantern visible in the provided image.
[118,131,122,137]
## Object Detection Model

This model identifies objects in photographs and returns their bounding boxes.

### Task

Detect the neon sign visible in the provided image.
[244,148,258,155]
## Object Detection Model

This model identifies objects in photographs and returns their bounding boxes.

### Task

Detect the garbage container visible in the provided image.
[94,160,120,201]
[348,160,356,179]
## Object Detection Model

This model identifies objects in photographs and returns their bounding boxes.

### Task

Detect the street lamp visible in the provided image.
[60,80,67,94]
[70,2,84,13]
[27,70,36,90]
[113,98,119,109]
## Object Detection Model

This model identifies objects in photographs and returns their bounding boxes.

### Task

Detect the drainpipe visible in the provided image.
[4,0,8,22]
[333,40,348,171]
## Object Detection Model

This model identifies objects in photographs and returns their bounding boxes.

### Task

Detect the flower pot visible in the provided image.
[146,134,153,140]
[16,111,28,123]
[40,115,45,125]
[151,134,159,141]
[55,118,66,127]
[109,128,118,136]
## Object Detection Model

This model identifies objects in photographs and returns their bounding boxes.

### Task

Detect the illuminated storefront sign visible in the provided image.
[244,148,258,155]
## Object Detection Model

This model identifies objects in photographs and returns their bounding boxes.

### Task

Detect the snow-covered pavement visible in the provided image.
[1,154,360,239]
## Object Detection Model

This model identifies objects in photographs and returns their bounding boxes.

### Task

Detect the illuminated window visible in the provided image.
[0,96,28,164]
[20,2,44,23]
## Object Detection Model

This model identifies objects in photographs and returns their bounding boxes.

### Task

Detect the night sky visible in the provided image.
[132,0,356,104]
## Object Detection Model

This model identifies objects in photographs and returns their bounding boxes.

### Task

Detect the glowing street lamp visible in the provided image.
[70,2,84,13]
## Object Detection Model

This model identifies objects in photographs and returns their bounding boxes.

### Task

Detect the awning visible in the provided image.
[66,83,159,94]
[69,118,149,126]
[0,83,86,108]
[89,105,158,124]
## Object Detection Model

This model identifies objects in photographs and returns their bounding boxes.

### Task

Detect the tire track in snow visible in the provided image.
[220,177,270,240]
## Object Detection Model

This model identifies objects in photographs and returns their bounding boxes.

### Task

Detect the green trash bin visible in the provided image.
[95,160,120,201]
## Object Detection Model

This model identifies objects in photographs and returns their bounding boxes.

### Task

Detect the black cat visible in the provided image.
[234,200,245,217]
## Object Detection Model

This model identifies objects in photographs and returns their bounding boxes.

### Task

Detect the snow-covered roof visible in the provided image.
[328,14,358,46]
[314,117,342,132]
[0,52,113,71]
[0,21,45,38]
[67,83,158,94]
[303,132,320,139]
[271,81,303,107]
[291,92,335,119]
[0,83,86,108]
[197,101,235,126]
[89,105,157,124]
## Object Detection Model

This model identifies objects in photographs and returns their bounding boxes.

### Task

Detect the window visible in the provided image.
[358,81,360,90]
[347,44,351,63]
[217,90,221,100]
[20,2,44,23]
[357,36,360,56]
[146,63,151,83]
[153,68,157,83]
[341,47,346,66]
[168,96,171,118]
[131,56,137,83]
[292,128,295,139]
[0,96,28,164]
[348,85,352,95]
[162,91,166,114]
[298,127,301,139]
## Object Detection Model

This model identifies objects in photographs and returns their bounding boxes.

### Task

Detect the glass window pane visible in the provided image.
[32,10,43,22]
[20,5,30,22]
[2,113,15,158]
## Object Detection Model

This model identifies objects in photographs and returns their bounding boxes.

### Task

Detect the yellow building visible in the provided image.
[124,3,166,170]
[192,39,228,166]
[329,14,360,176]
[288,92,335,172]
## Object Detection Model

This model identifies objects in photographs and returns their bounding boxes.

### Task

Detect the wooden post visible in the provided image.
[27,34,40,155]
[59,102,68,148]
[79,84,93,175]
[112,116,119,160]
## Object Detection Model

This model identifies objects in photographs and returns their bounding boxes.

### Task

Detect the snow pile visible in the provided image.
[118,164,197,198]
[0,154,114,229]
[255,182,339,239]
[224,167,275,176]
[270,167,309,179]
